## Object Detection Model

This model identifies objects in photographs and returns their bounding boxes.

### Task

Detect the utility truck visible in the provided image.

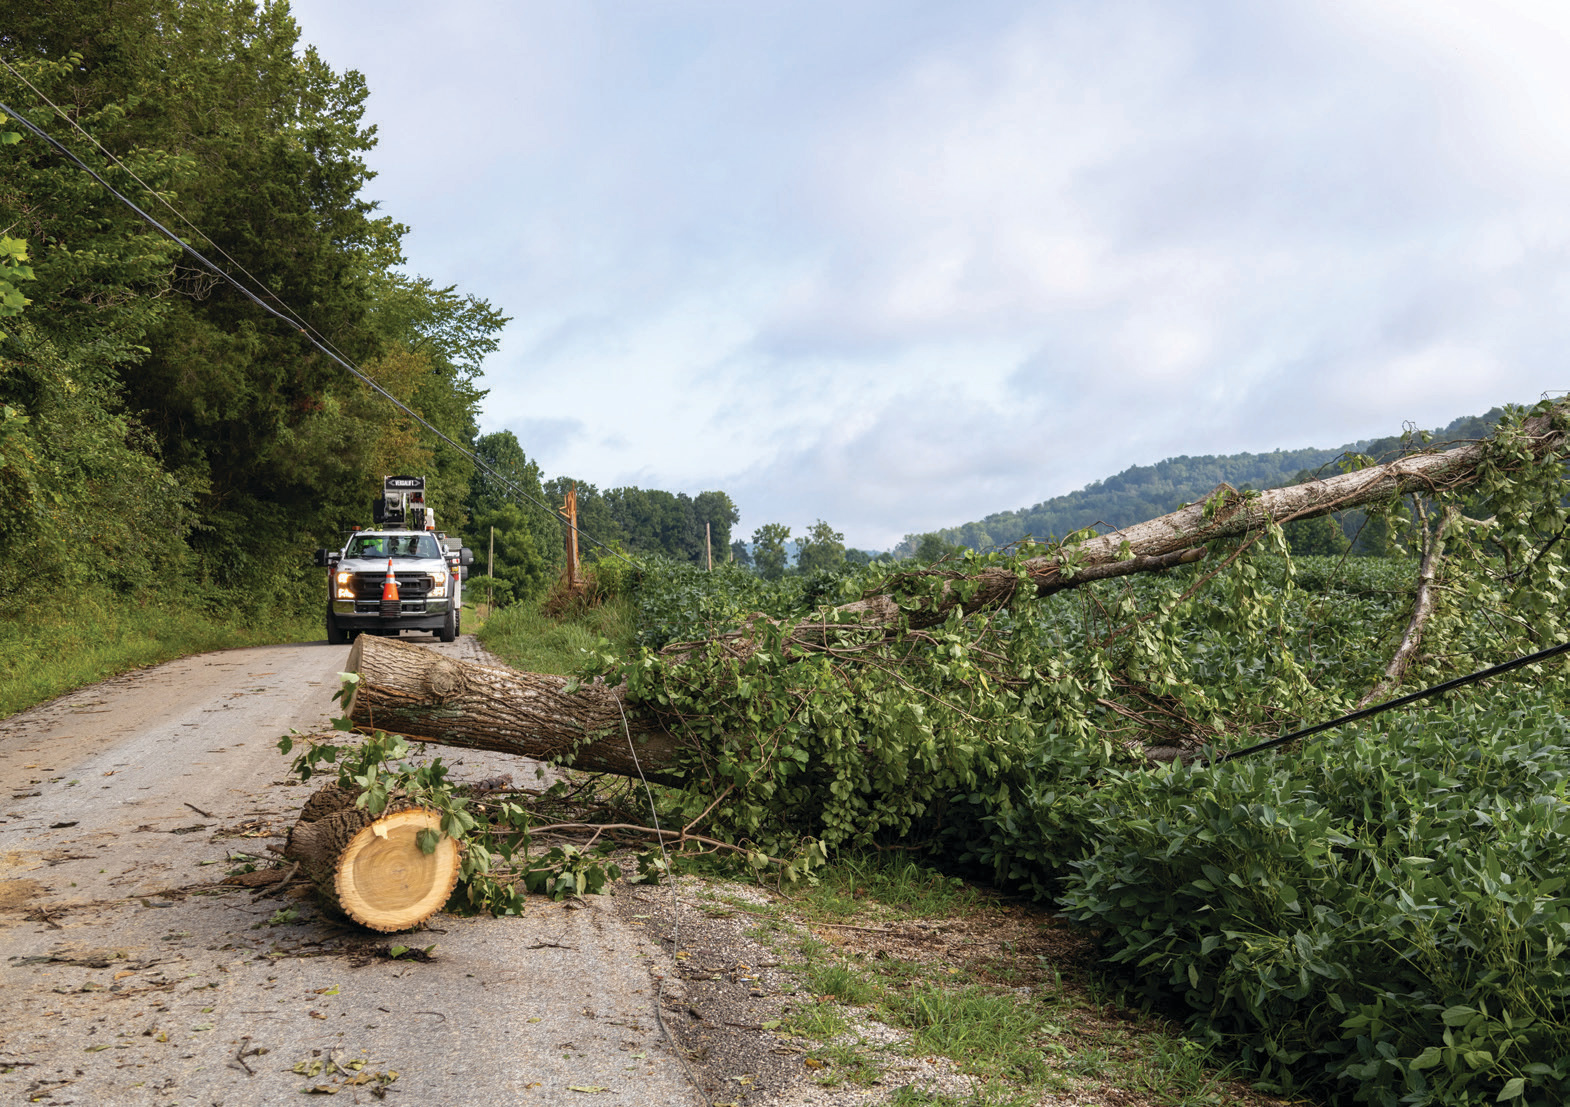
[314,476,475,645]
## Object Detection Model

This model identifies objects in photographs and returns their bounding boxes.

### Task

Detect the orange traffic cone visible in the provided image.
[380,558,400,618]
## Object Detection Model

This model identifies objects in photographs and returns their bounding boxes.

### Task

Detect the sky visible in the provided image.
[288,0,1570,551]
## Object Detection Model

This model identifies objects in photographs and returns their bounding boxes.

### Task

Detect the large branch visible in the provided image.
[833,402,1568,631]
[1356,504,1455,708]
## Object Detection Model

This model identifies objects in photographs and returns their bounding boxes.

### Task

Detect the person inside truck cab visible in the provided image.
[389,534,440,558]
[348,535,386,558]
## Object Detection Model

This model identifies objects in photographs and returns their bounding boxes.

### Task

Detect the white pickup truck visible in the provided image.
[314,476,475,645]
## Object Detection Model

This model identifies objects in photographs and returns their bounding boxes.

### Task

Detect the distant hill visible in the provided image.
[895,408,1510,556]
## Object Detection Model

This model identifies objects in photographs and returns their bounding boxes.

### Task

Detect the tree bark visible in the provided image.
[1356,504,1455,708]
[344,634,688,786]
[282,782,461,932]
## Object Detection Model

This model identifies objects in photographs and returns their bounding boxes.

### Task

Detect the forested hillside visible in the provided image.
[0,1,736,712]
[900,409,1510,557]
[0,1,502,611]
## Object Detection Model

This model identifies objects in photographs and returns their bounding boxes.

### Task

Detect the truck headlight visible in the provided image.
[429,571,448,598]
[335,571,354,600]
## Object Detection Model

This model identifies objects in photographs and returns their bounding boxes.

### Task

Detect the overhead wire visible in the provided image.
[0,57,344,357]
[0,86,638,568]
[1211,638,1570,764]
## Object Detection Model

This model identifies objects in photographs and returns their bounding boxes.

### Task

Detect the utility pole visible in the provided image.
[562,484,580,589]
[488,526,494,612]
[706,522,712,571]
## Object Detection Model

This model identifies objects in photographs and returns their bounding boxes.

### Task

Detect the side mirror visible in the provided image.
[459,547,474,567]
[314,548,332,567]
[460,565,471,582]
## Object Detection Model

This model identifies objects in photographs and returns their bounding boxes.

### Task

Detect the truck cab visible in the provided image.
[314,476,474,645]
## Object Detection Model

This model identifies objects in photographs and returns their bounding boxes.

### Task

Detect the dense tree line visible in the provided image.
[461,430,740,604]
[0,2,744,617]
[0,0,503,612]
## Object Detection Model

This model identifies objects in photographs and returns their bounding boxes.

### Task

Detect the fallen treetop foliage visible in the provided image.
[318,398,1570,1104]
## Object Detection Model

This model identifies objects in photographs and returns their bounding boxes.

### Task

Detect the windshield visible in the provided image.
[346,533,442,560]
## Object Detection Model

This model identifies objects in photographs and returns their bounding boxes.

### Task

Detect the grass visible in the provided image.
[801,853,986,919]
[476,594,635,674]
[804,961,878,1005]
[0,589,317,718]
[731,850,1300,1107]
[892,983,1060,1084]
[787,1002,853,1041]
[888,1089,1038,1107]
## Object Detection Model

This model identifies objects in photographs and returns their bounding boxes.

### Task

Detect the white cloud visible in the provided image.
[288,0,1570,549]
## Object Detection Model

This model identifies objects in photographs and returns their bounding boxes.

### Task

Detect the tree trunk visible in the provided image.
[283,782,461,932]
[344,634,688,787]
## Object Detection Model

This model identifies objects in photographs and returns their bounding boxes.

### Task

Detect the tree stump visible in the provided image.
[284,783,460,932]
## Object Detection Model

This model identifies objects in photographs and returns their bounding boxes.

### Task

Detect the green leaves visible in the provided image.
[0,234,34,319]
[1059,691,1570,1104]
[522,845,622,900]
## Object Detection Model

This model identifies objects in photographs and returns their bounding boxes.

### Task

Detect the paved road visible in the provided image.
[0,636,701,1107]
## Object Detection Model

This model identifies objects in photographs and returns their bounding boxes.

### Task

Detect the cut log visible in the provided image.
[283,782,460,932]
[344,634,688,787]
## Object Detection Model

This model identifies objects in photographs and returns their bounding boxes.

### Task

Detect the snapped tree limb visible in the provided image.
[837,401,1568,631]
[1356,503,1457,708]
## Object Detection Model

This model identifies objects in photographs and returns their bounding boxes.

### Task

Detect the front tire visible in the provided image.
[325,608,348,646]
[439,604,456,643]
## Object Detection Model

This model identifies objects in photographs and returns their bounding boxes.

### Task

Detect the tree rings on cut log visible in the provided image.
[285,783,460,933]
[334,807,459,932]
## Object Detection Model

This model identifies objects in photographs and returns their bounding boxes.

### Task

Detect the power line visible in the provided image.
[0,92,637,568]
[1212,638,1570,764]
[0,57,346,361]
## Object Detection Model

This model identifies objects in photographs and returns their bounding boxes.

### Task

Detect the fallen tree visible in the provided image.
[344,633,685,786]
[300,406,1570,1104]
[346,400,1570,781]
[834,398,1569,630]
[277,398,1570,929]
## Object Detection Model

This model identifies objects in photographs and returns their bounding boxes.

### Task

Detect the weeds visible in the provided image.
[799,854,984,920]
[0,590,316,718]
[785,1002,852,1041]
[891,984,1056,1083]
[476,595,634,674]
[804,961,877,1005]
[756,851,1290,1106]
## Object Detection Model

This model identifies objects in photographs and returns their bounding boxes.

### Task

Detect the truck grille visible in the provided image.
[351,571,432,601]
